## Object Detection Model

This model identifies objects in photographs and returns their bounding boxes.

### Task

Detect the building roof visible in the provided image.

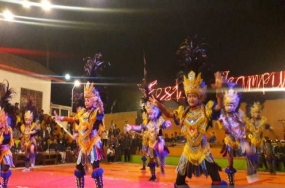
[0,51,64,82]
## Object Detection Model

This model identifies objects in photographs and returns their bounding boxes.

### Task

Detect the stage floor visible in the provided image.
[9,162,285,188]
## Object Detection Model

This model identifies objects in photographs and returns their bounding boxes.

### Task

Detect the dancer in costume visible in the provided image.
[217,83,255,185]
[0,80,16,188]
[55,82,105,188]
[20,110,37,171]
[245,102,275,171]
[0,108,14,188]
[151,71,226,188]
[140,129,148,170]
[140,111,148,171]
[125,101,172,181]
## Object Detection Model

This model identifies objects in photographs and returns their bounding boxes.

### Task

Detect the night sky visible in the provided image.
[1,0,285,112]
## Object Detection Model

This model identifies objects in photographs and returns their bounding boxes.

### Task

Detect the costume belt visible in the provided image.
[0,144,9,151]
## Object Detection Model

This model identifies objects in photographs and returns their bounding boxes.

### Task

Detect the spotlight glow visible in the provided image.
[41,0,52,11]
[65,74,71,80]
[2,9,14,21]
[74,80,80,87]
[22,0,31,8]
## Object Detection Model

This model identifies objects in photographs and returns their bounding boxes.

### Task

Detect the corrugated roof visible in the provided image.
[0,51,64,82]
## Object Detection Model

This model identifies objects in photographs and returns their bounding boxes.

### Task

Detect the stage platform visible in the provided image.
[9,162,285,188]
[168,146,223,157]
[129,146,285,172]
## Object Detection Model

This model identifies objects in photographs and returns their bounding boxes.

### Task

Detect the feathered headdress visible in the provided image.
[84,82,99,98]
[0,80,16,127]
[24,110,33,122]
[183,71,207,100]
[250,102,263,116]
[223,82,240,108]
[0,107,7,126]
[0,80,16,109]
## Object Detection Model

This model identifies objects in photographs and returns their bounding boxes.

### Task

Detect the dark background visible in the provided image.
[1,0,285,112]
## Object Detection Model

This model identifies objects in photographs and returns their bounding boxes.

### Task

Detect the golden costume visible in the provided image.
[245,102,274,175]
[127,102,171,181]
[155,71,226,187]
[217,85,257,185]
[73,107,104,164]
[0,108,14,188]
[139,112,148,170]
[245,102,269,152]
[20,110,37,171]
[57,82,105,188]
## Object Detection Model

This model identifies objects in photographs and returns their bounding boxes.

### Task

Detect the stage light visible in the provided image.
[74,80,80,87]
[65,74,70,80]
[3,9,14,21]
[41,0,52,11]
[22,0,31,9]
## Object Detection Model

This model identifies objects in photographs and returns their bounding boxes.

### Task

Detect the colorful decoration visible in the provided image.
[83,52,111,77]
[73,52,110,111]
[176,36,208,73]
[183,71,206,98]
[223,70,285,93]
[148,70,285,101]
[0,80,16,127]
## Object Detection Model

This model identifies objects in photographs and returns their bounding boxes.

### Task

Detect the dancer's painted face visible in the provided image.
[224,103,236,113]
[187,93,199,107]
[85,97,96,109]
[85,89,99,109]
[148,106,159,120]
[24,117,32,125]
[252,110,261,119]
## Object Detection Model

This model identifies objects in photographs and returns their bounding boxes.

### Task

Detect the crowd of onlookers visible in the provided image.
[10,103,77,164]
[10,102,285,171]
[103,120,143,162]
[104,120,188,162]
[164,132,186,146]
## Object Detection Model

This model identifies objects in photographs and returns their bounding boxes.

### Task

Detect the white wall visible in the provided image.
[0,69,51,114]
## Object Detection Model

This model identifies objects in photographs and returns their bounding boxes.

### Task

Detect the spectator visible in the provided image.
[56,139,67,163]
[102,129,109,147]
[106,145,115,162]
[48,138,57,153]
[14,102,19,112]
[13,126,22,140]
[114,124,121,137]
[36,136,44,152]
[15,106,22,126]
[122,133,132,162]
[41,125,50,140]
[264,139,276,175]
[137,134,143,154]
[45,124,52,138]
[164,133,170,142]
[273,140,285,171]
[41,139,49,152]
[124,121,129,133]
[109,120,116,137]
[69,140,78,159]
[131,133,138,154]
[35,119,42,135]
[58,128,65,140]
[116,133,124,161]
